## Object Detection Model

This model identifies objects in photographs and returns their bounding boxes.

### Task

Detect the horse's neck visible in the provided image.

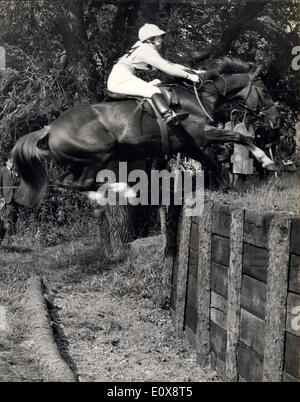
[224,73,251,96]
[173,73,251,117]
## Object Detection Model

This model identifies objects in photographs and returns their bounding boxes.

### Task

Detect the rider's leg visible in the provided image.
[108,74,189,124]
[151,93,189,124]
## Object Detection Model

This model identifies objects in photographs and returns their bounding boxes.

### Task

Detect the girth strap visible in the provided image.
[146,98,170,156]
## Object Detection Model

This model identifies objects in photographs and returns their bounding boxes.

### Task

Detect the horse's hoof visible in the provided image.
[55,173,75,188]
[265,163,278,172]
[70,179,96,191]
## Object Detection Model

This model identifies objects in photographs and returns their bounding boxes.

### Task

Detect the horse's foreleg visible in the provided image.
[204,127,277,171]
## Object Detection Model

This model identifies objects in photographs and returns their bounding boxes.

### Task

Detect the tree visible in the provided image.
[50,0,100,101]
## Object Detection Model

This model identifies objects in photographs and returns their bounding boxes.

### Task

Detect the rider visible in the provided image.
[107,23,200,124]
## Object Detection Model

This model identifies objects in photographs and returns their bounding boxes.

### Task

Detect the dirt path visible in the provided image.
[0,235,217,382]
[55,278,217,382]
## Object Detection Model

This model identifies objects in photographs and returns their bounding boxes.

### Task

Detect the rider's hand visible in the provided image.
[195,69,206,74]
[186,73,199,83]
[149,79,162,86]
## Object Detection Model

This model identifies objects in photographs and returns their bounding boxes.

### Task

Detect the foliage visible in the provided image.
[0,0,299,237]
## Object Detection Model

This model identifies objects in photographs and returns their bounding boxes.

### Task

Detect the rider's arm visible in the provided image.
[140,45,198,81]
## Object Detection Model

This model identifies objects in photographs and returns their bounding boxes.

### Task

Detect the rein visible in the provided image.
[191,73,268,122]
[193,83,214,122]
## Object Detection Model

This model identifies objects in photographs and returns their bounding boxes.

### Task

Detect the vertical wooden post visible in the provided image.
[225,209,245,382]
[263,215,291,382]
[160,206,168,248]
[196,202,213,367]
[162,205,181,304]
[161,153,181,303]
[174,204,192,335]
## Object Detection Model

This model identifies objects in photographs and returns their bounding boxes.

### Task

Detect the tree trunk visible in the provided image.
[107,1,142,66]
[53,0,98,101]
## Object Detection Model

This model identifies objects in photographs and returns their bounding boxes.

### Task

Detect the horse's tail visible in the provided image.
[12,126,51,209]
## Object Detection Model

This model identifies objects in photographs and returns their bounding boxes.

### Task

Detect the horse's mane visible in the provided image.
[205,57,255,75]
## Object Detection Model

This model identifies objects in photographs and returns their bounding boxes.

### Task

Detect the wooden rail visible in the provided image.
[168,202,300,382]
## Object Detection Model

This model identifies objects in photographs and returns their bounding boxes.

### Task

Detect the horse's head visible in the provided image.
[233,66,280,129]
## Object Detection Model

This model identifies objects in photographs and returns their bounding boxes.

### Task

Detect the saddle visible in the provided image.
[105,87,181,155]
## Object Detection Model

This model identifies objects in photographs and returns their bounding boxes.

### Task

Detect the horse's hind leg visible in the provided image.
[55,165,85,188]
[71,154,113,190]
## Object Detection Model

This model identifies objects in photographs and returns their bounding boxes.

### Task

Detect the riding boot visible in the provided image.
[151,93,189,124]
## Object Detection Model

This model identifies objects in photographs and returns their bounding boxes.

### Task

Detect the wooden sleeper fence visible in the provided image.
[167,202,300,382]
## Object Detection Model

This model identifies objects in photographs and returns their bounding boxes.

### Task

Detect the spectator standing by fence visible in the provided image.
[225,109,240,131]
[0,156,20,242]
[224,109,241,185]
[231,113,256,189]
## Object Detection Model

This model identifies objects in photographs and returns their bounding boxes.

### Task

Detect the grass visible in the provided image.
[206,172,300,215]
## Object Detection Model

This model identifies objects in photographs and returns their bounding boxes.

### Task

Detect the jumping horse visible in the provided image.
[12,57,280,209]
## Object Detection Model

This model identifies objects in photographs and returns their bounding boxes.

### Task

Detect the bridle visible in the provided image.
[192,72,272,122]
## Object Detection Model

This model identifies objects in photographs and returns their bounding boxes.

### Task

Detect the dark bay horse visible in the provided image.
[12,57,280,209]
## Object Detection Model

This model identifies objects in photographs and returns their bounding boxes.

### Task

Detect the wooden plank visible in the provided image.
[196,202,213,367]
[284,332,300,380]
[189,247,198,266]
[212,203,232,237]
[211,235,230,266]
[186,274,197,311]
[211,262,228,299]
[171,219,181,288]
[210,291,227,331]
[286,292,300,337]
[290,218,300,256]
[245,210,272,226]
[185,303,197,334]
[244,211,274,248]
[243,243,269,283]
[241,275,267,320]
[226,209,244,382]
[289,254,300,295]
[210,321,227,362]
[263,215,291,382]
[184,325,196,348]
[282,372,300,382]
[191,216,199,225]
[162,206,181,303]
[238,342,263,382]
[240,309,265,356]
[188,262,197,280]
[170,285,176,312]
[188,249,198,278]
[215,357,225,380]
[210,351,225,379]
[174,212,192,335]
[190,221,199,251]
